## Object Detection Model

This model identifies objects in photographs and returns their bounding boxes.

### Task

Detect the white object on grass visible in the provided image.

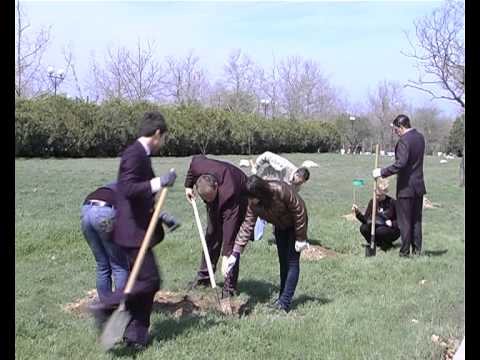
[301,160,319,168]
[239,159,250,167]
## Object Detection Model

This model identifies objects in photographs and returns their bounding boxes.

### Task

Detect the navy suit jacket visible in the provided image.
[381,128,427,198]
[113,141,163,248]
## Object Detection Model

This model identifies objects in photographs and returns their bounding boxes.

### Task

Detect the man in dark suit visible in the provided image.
[372,114,427,257]
[94,111,177,349]
[184,155,248,298]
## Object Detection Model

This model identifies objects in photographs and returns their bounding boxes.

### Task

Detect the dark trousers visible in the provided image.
[359,224,401,247]
[197,235,240,293]
[396,196,424,256]
[197,209,241,293]
[103,248,161,345]
[274,227,300,310]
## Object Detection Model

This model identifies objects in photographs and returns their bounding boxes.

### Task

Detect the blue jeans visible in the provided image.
[254,218,267,241]
[81,204,129,303]
[274,226,300,310]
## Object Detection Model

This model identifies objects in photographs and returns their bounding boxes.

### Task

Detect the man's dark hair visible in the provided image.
[295,167,310,181]
[392,114,411,129]
[246,175,274,207]
[138,111,168,137]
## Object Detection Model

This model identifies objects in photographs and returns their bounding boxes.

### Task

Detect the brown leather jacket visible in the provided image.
[233,180,308,254]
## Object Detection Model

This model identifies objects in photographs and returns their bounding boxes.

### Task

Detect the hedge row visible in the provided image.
[15,96,341,157]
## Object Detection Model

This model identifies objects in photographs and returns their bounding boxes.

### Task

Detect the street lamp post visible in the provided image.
[260,99,270,118]
[47,66,66,96]
[349,116,356,154]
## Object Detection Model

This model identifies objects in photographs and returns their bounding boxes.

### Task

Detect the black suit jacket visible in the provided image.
[381,129,427,198]
[113,141,163,248]
[355,195,398,228]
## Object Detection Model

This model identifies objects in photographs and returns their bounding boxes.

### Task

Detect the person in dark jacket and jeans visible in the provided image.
[352,178,400,250]
[225,175,310,313]
[82,181,181,308]
[81,182,129,304]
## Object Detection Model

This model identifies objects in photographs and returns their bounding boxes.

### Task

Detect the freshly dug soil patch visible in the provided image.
[341,213,357,222]
[63,289,249,318]
[424,196,441,209]
[301,245,338,261]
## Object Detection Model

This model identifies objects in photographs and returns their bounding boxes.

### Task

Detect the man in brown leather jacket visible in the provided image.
[225,175,309,313]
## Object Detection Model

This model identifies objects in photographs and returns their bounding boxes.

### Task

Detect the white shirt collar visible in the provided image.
[137,137,151,156]
[403,128,414,134]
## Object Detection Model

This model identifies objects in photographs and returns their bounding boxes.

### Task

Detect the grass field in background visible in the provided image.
[15,153,465,359]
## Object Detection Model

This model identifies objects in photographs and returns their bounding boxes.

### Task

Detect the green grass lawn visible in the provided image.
[15,153,464,359]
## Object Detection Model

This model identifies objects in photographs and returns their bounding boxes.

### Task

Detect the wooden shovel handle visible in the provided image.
[123,187,168,295]
[191,198,217,289]
[371,144,380,239]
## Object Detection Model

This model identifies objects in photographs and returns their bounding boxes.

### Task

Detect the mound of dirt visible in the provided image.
[424,197,441,209]
[431,334,461,360]
[63,289,249,318]
[63,289,98,317]
[301,245,338,261]
[341,213,357,222]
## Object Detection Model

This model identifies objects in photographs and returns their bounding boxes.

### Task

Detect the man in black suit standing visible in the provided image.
[372,114,427,257]
[93,111,177,349]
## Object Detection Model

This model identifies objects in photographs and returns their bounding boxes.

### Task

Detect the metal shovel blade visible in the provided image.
[100,303,131,351]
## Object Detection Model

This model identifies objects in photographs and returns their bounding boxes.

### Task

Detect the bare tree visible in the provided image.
[89,39,165,102]
[60,44,84,99]
[164,51,210,106]
[403,0,465,186]
[260,52,280,118]
[219,49,264,113]
[368,80,407,151]
[15,0,51,97]
[276,56,339,121]
[403,0,465,108]
[412,106,451,155]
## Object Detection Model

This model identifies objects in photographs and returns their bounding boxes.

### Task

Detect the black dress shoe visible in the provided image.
[88,301,115,331]
[160,212,181,232]
[221,289,239,298]
[123,338,147,351]
[267,300,289,313]
[186,278,210,290]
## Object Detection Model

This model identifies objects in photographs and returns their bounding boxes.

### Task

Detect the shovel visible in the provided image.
[191,198,232,314]
[366,145,379,257]
[100,186,169,351]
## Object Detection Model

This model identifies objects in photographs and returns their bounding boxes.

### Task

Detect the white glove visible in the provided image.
[372,168,382,178]
[221,256,229,276]
[295,240,310,253]
[385,220,392,227]
[185,187,195,203]
[225,253,239,274]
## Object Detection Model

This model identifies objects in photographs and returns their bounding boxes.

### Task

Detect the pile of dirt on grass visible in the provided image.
[62,289,98,317]
[341,213,357,222]
[424,197,441,209]
[431,334,461,359]
[301,245,338,261]
[63,289,249,318]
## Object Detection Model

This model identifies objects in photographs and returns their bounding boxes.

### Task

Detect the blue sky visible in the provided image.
[21,1,462,117]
